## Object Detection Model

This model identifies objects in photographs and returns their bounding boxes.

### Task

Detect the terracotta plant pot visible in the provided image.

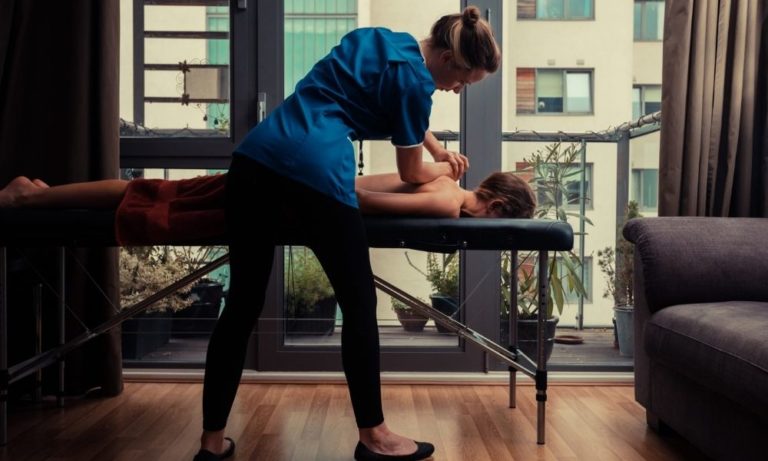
[395,309,428,332]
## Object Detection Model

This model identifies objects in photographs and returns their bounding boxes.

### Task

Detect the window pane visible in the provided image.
[568,0,592,19]
[633,3,643,40]
[284,17,355,97]
[642,169,658,208]
[644,86,661,103]
[206,7,229,131]
[566,72,591,112]
[642,85,661,115]
[562,256,592,303]
[642,2,664,40]
[537,70,563,113]
[286,0,357,14]
[632,169,659,209]
[564,164,592,207]
[655,2,665,40]
[632,87,641,120]
[280,2,461,350]
[537,0,564,19]
[632,170,642,203]
[120,2,231,138]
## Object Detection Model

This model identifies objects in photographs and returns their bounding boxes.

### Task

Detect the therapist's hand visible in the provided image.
[432,149,469,180]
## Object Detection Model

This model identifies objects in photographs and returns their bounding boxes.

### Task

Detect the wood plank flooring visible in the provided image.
[0,383,709,460]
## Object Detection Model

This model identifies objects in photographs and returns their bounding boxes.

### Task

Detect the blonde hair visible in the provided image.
[476,172,536,219]
[428,5,501,72]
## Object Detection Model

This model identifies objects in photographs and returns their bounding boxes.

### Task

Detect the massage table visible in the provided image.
[0,209,573,445]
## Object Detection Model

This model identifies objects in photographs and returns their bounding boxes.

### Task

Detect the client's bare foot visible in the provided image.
[32,179,50,188]
[0,176,37,208]
[358,422,419,456]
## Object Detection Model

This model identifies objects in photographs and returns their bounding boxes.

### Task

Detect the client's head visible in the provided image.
[475,172,536,218]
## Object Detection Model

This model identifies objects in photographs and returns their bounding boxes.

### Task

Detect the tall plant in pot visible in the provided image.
[406,251,459,333]
[500,142,591,361]
[597,201,641,357]
[169,245,229,336]
[284,247,338,336]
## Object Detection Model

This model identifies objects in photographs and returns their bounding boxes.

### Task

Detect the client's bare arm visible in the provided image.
[356,176,461,217]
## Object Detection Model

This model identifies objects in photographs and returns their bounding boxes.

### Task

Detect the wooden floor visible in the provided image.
[0,383,708,461]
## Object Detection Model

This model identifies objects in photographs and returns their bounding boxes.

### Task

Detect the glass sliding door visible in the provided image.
[257,0,505,373]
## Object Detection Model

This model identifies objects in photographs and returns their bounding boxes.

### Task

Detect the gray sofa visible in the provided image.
[623,217,768,461]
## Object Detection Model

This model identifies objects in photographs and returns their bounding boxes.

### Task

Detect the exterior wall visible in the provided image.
[500,1,660,326]
[633,42,664,84]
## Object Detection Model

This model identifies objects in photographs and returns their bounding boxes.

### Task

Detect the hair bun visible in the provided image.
[462,5,480,27]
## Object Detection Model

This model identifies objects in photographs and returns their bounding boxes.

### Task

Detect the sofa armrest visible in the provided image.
[623,217,768,313]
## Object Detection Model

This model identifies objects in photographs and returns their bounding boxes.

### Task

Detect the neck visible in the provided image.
[460,190,485,217]
[419,40,438,71]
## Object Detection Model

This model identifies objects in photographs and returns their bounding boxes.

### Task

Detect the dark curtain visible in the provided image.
[0,1,122,396]
[659,0,767,217]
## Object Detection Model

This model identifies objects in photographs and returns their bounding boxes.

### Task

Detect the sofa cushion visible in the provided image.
[624,218,768,313]
[645,301,768,419]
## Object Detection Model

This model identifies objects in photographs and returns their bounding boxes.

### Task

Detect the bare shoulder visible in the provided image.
[418,175,460,192]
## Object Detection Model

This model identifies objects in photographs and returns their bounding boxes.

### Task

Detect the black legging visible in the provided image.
[202,155,384,430]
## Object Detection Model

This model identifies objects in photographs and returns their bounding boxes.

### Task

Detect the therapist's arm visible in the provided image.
[395,145,455,184]
[422,130,469,179]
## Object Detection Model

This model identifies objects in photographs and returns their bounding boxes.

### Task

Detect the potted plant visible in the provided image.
[169,245,229,336]
[597,201,641,357]
[500,142,591,361]
[119,246,194,359]
[284,247,338,336]
[391,297,428,332]
[406,251,459,333]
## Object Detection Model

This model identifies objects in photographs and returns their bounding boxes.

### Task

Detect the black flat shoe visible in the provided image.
[193,437,235,461]
[354,441,435,461]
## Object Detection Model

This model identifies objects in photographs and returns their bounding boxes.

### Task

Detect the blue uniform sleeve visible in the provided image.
[390,82,432,147]
[383,61,433,148]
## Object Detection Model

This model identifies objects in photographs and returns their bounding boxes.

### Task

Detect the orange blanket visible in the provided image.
[115,174,227,245]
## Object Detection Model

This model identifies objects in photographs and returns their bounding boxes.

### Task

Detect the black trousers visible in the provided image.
[202,155,384,430]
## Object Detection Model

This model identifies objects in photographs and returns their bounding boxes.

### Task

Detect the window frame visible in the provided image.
[631,168,659,211]
[120,1,263,170]
[517,68,595,115]
[632,84,662,120]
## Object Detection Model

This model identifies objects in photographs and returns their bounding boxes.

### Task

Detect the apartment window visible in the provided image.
[284,0,357,97]
[518,0,594,20]
[632,85,661,120]
[517,68,593,114]
[631,169,658,210]
[536,163,593,210]
[634,1,665,41]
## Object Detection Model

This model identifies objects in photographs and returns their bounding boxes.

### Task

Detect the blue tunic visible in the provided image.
[234,27,435,208]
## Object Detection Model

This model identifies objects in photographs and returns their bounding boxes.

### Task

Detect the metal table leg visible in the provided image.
[57,248,65,408]
[0,247,7,446]
[536,251,549,444]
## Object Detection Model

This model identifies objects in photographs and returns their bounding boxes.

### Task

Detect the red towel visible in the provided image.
[115,174,227,245]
